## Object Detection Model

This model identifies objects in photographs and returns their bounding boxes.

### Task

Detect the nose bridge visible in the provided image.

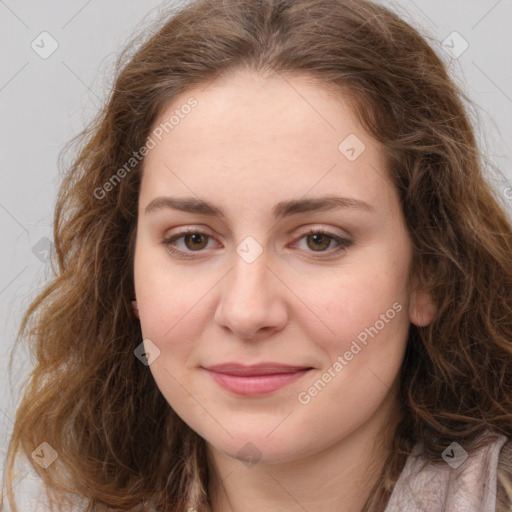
[214,243,287,338]
[228,232,275,301]
[225,242,275,308]
[231,247,270,299]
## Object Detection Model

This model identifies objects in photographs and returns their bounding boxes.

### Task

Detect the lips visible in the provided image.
[202,363,313,395]
[204,362,312,376]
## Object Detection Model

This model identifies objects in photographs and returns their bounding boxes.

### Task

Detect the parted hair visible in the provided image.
[2,0,512,510]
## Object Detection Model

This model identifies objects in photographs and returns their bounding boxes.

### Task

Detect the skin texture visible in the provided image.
[132,69,436,512]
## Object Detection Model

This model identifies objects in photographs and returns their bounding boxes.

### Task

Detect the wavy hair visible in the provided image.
[2,0,512,510]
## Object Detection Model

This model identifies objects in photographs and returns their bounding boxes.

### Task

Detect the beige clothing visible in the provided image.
[384,432,508,512]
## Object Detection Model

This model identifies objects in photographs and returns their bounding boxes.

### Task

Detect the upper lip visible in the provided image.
[203,363,312,376]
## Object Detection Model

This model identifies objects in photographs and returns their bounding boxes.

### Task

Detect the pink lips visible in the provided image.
[203,363,313,396]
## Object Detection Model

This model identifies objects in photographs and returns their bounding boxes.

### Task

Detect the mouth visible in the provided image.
[202,366,313,396]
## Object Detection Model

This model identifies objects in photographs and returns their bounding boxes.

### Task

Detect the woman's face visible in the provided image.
[133,69,435,465]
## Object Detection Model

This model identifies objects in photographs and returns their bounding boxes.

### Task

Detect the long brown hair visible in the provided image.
[2,0,512,510]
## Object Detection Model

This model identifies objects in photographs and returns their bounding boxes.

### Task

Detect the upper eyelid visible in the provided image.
[163,226,352,251]
[164,223,351,239]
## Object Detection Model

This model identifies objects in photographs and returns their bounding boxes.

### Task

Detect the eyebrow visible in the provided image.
[144,195,375,219]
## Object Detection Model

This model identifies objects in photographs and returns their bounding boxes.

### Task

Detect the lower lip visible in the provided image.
[204,368,312,396]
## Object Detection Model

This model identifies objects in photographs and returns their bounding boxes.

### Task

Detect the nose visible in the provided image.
[214,249,288,340]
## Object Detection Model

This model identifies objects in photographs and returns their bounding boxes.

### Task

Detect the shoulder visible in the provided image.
[384,431,509,512]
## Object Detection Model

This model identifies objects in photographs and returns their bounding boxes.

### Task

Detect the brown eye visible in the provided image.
[162,230,216,258]
[305,233,333,251]
[293,229,353,258]
[162,228,352,260]
[182,233,209,251]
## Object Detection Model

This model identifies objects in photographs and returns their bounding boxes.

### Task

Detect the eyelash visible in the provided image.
[161,227,353,259]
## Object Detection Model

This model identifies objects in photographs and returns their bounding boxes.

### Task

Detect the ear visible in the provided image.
[132,299,140,319]
[408,276,437,327]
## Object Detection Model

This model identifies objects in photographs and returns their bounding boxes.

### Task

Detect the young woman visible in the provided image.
[2,0,512,510]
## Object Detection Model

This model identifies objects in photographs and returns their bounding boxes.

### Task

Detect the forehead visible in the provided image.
[139,70,395,215]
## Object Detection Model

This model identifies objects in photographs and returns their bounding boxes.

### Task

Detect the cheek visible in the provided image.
[295,268,409,433]
[303,249,411,393]
[133,261,207,416]
[133,245,203,362]
[135,236,199,320]
[316,264,409,340]
[136,283,205,360]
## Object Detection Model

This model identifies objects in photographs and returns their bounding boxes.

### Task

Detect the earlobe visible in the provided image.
[132,299,140,319]
[408,285,437,327]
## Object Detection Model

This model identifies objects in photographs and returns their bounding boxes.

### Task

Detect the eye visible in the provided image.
[162,229,216,258]
[292,229,353,257]
[161,227,353,259]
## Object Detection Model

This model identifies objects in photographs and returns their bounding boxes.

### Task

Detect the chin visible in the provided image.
[207,432,310,466]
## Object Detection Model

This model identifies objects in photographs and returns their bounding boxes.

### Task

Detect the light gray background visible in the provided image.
[1,0,511,490]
